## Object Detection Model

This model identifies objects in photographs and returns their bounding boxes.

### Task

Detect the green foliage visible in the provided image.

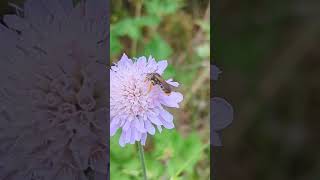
[195,20,210,59]
[143,34,172,60]
[111,130,206,180]
[110,0,183,60]
[144,0,183,17]
[162,64,176,79]
[110,32,123,56]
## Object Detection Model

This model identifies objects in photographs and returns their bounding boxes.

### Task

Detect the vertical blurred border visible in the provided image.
[0,0,110,179]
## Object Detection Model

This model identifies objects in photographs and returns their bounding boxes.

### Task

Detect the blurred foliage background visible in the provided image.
[213,0,320,179]
[110,0,210,179]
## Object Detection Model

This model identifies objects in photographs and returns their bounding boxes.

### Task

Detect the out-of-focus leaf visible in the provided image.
[135,16,161,27]
[110,33,122,56]
[163,64,176,79]
[111,16,161,41]
[111,18,141,40]
[153,130,203,177]
[111,126,205,179]
[143,34,172,60]
[144,0,183,17]
[196,43,210,59]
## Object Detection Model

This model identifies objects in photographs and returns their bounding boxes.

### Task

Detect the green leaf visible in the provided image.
[144,0,183,17]
[111,16,161,41]
[143,34,172,60]
[162,64,176,79]
[111,18,141,40]
[110,33,123,56]
[135,16,161,27]
[153,130,203,178]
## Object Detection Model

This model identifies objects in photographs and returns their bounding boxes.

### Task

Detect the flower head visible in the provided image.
[110,54,183,147]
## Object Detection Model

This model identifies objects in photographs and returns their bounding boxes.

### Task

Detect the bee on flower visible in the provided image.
[110,54,183,147]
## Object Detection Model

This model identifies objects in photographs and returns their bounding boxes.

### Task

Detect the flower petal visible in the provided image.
[125,127,132,144]
[134,118,146,133]
[166,79,179,87]
[134,129,142,140]
[160,116,175,129]
[137,56,147,68]
[148,116,162,126]
[159,109,173,123]
[156,60,168,75]
[147,56,157,71]
[118,53,132,67]
[119,131,126,147]
[122,120,132,131]
[161,92,183,108]
[140,133,147,145]
[130,129,136,144]
[144,120,155,135]
[110,118,120,136]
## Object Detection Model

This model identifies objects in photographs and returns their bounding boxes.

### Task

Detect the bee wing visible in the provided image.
[169,84,177,91]
[161,81,175,92]
[166,79,179,87]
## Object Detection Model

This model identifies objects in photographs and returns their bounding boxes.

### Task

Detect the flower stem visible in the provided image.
[137,142,148,180]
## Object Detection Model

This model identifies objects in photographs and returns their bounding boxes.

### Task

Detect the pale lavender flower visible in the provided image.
[110,54,183,147]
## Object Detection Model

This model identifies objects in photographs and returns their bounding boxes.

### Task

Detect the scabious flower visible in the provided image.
[110,54,183,147]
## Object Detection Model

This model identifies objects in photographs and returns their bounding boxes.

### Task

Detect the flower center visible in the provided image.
[121,75,149,116]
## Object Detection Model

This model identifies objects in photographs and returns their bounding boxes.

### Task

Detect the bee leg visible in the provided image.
[147,83,153,93]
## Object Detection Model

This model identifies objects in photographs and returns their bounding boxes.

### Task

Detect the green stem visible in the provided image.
[137,142,148,180]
